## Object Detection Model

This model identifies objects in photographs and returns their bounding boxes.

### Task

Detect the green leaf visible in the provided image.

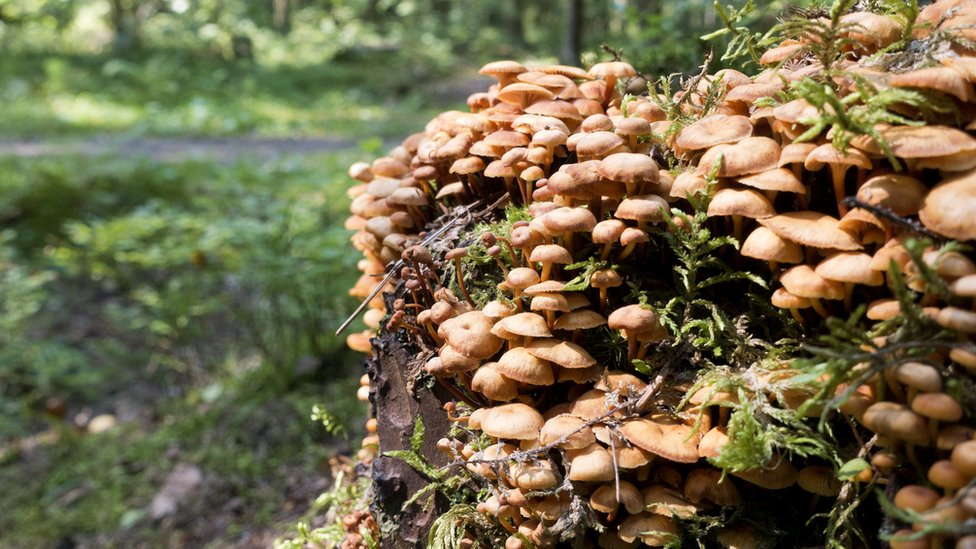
[837,458,870,481]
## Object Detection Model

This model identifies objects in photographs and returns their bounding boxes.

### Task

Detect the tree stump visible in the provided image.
[366,328,451,548]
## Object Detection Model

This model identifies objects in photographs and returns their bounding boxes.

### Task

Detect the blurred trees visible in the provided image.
[0,0,804,72]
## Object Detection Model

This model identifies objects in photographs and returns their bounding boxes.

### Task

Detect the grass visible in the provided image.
[0,49,457,138]
[0,152,371,547]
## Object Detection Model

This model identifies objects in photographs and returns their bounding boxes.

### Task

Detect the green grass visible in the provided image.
[0,152,371,547]
[0,49,454,138]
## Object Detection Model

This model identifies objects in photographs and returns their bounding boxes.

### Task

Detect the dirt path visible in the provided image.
[0,135,378,162]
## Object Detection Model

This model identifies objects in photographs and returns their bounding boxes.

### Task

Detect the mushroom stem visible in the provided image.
[602,76,618,107]
[788,306,805,324]
[810,298,830,318]
[843,282,854,313]
[540,261,554,281]
[617,242,638,261]
[830,165,851,216]
[452,256,475,307]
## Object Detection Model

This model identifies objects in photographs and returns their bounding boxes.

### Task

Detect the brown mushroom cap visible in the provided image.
[511,459,559,490]
[894,362,942,393]
[608,304,662,335]
[597,153,661,187]
[861,402,930,444]
[538,413,596,449]
[697,137,781,177]
[731,453,798,489]
[911,392,963,422]
[615,195,669,224]
[492,312,553,339]
[684,468,741,506]
[815,252,884,286]
[553,309,608,331]
[854,125,976,159]
[780,265,845,300]
[440,311,504,359]
[741,226,804,263]
[588,61,638,81]
[496,346,555,386]
[796,465,842,497]
[472,362,519,402]
[541,206,597,235]
[759,211,862,250]
[529,243,574,265]
[918,169,976,241]
[951,440,976,477]
[616,512,679,546]
[894,484,941,513]
[590,481,645,515]
[567,443,616,481]
[675,114,753,151]
[737,168,806,194]
[525,338,597,369]
[707,188,776,219]
[856,174,928,217]
[575,131,627,159]
[804,143,872,172]
[481,403,546,440]
[620,413,700,463]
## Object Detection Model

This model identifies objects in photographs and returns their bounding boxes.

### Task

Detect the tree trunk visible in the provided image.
[562,0,583,65]
[367,326,453,548]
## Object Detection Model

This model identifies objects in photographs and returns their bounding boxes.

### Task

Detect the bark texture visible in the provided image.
[366,328,451,548]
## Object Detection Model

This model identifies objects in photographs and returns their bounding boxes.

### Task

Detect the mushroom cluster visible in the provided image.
[339,1,976,547]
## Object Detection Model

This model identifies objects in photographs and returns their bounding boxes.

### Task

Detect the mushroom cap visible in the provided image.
[479,60,528,79]
[855,174,926,218]
[616,512,679,546]
[725,81,784,104]
[928,459,970,491]
[670,171,709,199]
[591,268,623,289]
[524,280,568,295]
[541,206,597,234]
[525,99,584,122]
[698,426,729,458]
[951,440,976,477]
[918,169,976,241]
[780,265,845,300]
[496,347,555,385]
[771,288,811,310]
[481,403,545,440]
[569,389,619,420]
[590,481,644,515]
[492,312,552,339]
[576,131,627,159]
[440,311,504,359]
[614,195,669,223]
[675,114,753,151]
[582,113,614,132]
[894,362,942,393]
[707,188,776,219]
[731,453,797,489]
[951,274,976,297]
[471,362,519,402]
[684,467,741,506]
[525,338,596,369]
[741,226,804,263]
[530,293,570,314]
[588,61,637,80]
[507,267,542,290]
[439,344,482,373]
[936,306,976,333]
[497,82,555,107]
[861,402,930,444]
[796,465,842,497]
[553,309,607,331]
[889,66,975,102]
[815,252,884,286]
[778,142,819,167]
[855,125,976,159]
[594,371,648,397]
[893,484,940,513]
[512,113,571,134]
[911,392,963,422]
[566,444,617,481]
[804,143,872,171]
[608,304,662,334]
[511,459,559,490]
[737,167,805,194]
[597,152,661,185]
[529,243,574,265]
[641,484,699,518]
[620,413,700,463]
[619,227,650,246]
[759,211,862,250]
[697,137,781,177]
[615,117,651,137]
[592,219,628,244]
[567,293,593,311]
[538,413,596,449]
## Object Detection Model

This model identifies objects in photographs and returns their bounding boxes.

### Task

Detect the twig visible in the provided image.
[841,197,946,243]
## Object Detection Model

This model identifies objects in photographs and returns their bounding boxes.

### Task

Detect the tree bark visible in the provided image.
[367,327,452,548]
[562,0,583,65]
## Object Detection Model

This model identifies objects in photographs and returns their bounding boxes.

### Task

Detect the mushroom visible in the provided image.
[803,144,872,216]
